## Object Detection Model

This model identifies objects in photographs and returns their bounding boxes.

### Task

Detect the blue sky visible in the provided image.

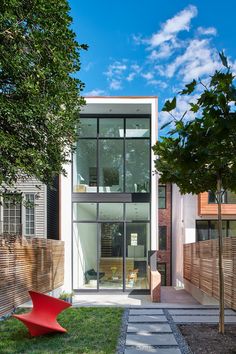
[68,0,236,129]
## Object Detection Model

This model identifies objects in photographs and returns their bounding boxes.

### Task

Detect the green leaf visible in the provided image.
[162,97,176,112]
[179,80,197,95]
[160,120,172,130]
[219,51,229,68]
[189,103,199,113]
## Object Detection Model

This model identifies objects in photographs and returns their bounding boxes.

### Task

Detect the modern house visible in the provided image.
[60,96,158,292]
[0,177,59,239]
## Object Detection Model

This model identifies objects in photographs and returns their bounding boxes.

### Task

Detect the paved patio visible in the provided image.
[72,286,199,307]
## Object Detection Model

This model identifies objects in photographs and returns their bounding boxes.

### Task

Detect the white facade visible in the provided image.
[60,96,158,292]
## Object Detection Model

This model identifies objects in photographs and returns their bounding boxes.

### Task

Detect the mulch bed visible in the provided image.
[178,324,236,354]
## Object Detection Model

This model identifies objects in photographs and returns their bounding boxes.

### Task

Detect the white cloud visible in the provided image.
[165,39,220,82]
[85,89,106,96]
[142,72,154,80]
[110,79,122,90]
[83,62,93,72]
[105,61,127,78]
[126,73,136,82]
[148,5,198,48]
[197,26,217,36]
[148,43,173,60]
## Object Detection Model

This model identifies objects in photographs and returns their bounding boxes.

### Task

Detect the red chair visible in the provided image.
[13,290,71,336]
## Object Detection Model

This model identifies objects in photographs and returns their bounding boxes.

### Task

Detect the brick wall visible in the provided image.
[157,183,172,285]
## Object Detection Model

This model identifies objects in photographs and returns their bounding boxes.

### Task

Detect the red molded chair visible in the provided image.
[13,290,71,336]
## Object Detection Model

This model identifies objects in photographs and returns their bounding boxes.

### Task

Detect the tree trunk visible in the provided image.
[217,174,224,334]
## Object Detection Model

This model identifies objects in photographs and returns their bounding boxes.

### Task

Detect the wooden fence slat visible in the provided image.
[0,235,64,317]
[184,238,236,310]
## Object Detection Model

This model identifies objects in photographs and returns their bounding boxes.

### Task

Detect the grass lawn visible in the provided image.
[0,307,124,354]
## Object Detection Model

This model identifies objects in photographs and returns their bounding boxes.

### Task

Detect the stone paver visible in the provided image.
[129,315,167,323]
[126,333,177,346]
[169,308,235,315]
[172,315,236,323]
[127,323,172,333]
[130,309,164,315]
[125,348,181,354]
[124,305,236,353]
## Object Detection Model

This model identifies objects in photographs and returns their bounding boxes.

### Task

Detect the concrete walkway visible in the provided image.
[124,306,236,354]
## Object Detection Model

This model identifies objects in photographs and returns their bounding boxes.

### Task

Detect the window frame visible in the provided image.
[158,185,166,209]
[73,115,151,195]
[24,193,35,236]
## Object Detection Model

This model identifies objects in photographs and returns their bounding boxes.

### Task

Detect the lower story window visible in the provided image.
[196,220,236,241]
[159,226,167,250]
[3,195,22,234]
[25,194,35,235]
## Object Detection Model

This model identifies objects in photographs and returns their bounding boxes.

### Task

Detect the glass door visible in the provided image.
[125,222,149,290]
[98,222,124,289]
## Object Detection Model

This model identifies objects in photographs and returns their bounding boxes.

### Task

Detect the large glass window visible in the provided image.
[73,116,151,194]
[125,140,150,192]
[126,203,150,221]
[99,139,124,192]
[99,118,124,137]
[126,118,150,137]
[196,220,209,241]
[197,220,231,241]
[126,222,150,289]
[73,203,97,221]
[78,118,97,137]
[73,223,98,289]
[158,186,166,209]
[99,203,123,221]
[228,221,236,237]
[73,140,97,192]
[25,194,35,235]
[72,202,150,290]
[208,190,236,204]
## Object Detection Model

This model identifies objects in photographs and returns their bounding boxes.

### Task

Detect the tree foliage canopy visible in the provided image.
[153,52,236,194]
[0,0,87,188]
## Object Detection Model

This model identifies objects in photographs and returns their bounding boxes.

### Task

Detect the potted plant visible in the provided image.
[59,291,74,304]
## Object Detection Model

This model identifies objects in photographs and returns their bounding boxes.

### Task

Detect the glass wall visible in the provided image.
[73,117,150,193]
[72,202,150,290]
[125,140,150,193]
[99,140,123,192]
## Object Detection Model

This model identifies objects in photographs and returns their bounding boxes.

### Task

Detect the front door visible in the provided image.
[98,222,124,289]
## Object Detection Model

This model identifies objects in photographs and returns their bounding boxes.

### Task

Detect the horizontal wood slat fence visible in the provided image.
[184,238,236,310]
[0,235,64,317]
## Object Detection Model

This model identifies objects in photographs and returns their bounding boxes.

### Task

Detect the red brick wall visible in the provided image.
[157,183,172,285]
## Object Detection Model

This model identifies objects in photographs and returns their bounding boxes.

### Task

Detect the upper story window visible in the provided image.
[208,190,236,204]
[73,117,150,194]
[158,186,166,209]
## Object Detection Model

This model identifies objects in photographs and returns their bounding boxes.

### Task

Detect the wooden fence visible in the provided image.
[0,235,64,317]
[184,238,236,310]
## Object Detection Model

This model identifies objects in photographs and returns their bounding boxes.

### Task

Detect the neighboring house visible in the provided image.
[0,177,59,239]
[172,185,236,287]
[157,183,172,286]
[60,96,158,292]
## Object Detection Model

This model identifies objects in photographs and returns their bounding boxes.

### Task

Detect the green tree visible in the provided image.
[153,52,236,334]
[0,0,87,191]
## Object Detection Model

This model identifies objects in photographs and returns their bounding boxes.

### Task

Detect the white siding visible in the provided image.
[1,178,47,238]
